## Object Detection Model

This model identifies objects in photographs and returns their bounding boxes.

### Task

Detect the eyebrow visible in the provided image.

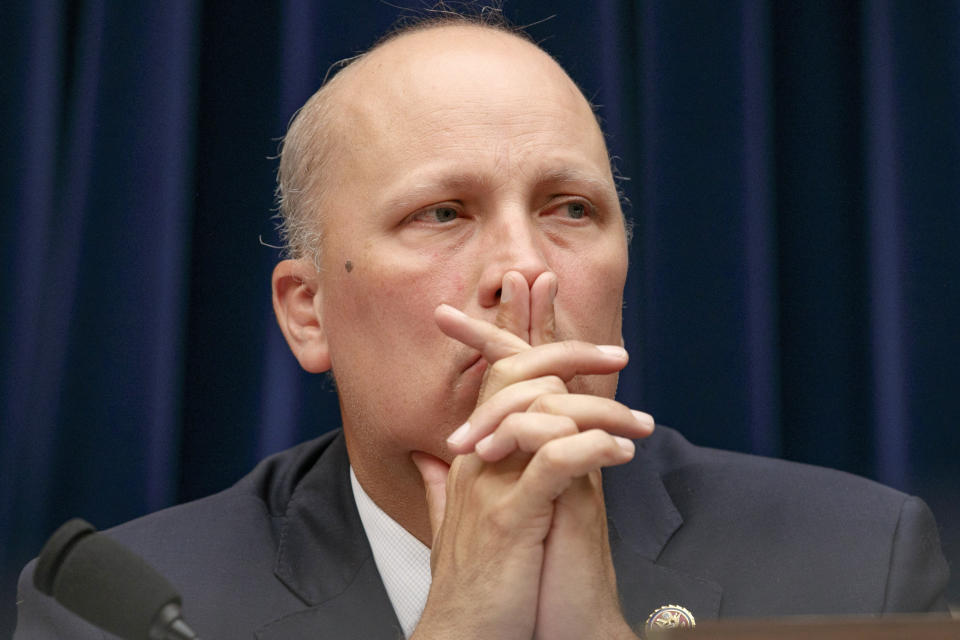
[380,165,615,213]
[529,167,613,193]
[381,174,491,212]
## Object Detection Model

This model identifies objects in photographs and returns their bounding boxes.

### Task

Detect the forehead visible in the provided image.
[324,26,613,193]
[349,24,584,96]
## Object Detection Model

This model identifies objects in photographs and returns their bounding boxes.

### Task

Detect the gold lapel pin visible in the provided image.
[645,604,696,633]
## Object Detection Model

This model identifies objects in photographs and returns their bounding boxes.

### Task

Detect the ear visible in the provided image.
[272,259,331,373]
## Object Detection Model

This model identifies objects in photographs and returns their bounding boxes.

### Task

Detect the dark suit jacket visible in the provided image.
[16,426,950,639]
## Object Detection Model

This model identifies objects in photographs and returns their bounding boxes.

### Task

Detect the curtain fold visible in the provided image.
[864,0,909,489]
[1,1,200,632]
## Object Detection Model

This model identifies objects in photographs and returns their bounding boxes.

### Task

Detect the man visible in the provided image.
[16,14,949,640]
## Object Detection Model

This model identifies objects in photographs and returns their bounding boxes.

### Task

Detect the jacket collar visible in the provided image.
[258,431,721,638]
[258,433,403,639]
[605,436,723,630]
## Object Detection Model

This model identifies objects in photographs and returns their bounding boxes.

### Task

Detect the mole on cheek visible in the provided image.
[345,260,353,273]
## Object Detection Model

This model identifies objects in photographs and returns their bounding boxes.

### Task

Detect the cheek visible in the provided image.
[554,248,627,340]
[329,261,467,344]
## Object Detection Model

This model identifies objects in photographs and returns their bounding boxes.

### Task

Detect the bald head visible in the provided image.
[275,20,611,269]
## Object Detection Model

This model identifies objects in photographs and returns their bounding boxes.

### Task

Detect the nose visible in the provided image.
[478,212,551,308]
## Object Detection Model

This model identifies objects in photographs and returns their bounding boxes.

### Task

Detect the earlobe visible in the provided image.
[272,259,332,373]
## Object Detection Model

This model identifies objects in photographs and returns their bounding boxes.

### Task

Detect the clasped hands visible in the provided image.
[411,271,653,640]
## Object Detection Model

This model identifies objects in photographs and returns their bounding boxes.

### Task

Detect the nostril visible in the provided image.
[494,288,502,300]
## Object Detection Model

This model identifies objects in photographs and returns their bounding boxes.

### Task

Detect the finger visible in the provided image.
[529,272,557,347]
[482,341,628,398]
[435,303,531,363]
[516,430,635,506]
[475,412,580,462]
[494,271,531,343]
[446,375,568,453]
[471,398,652,461]
[411,451,450,545]
[437,306,627,386]
[526,395,655,439]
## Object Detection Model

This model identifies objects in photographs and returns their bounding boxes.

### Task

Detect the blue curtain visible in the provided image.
[2,1,958,633]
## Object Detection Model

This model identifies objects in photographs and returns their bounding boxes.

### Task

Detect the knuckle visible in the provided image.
[581,429,617,457]
[487,358,515,384]
[527,394,549,413]
[536,440,568,471]
[486,507,515,535]
[530,404,579,437]
[560,415,579,435]
[538,375,567,393]
[537,318,557,341]
[499,412,525,434]
[542,315,556,333]
[527,397,576,430]
[584,428,611,446]
[558,340,582,358]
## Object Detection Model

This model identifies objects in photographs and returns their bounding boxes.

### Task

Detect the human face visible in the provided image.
[313,27,629,467]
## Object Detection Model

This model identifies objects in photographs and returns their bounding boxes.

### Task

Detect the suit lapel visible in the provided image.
[257,434,403,640]
[609,526,723,631]
[256,556,402,640]
[605,436,723,629]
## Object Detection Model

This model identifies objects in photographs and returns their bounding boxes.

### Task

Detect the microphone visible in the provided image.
[33,518,201,640]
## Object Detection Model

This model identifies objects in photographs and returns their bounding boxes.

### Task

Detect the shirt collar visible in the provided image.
[350,467,432,639]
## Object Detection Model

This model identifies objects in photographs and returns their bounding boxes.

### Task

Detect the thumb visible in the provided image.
[411,451,450,545]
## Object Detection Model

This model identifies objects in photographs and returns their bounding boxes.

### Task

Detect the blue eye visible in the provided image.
[564,202,587,219]
[413,206,459,224]
[431,207,459,222]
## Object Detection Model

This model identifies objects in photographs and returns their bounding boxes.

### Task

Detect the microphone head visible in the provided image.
[34,518,186,640]
[34,517,95,596]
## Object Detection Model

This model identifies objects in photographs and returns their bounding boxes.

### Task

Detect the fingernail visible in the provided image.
[475,433,494,456]
[596,345,627,358]
[614,436,635,454]
[439,303,468,318]
[631,410,654,430]
[548,274,558,304]
[447,421,471,446]
[501,276,514,303]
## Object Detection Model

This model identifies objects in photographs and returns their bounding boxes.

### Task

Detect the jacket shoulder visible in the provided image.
[646,425,909,513]
[16,431,346,639]
[638,426,949,615]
